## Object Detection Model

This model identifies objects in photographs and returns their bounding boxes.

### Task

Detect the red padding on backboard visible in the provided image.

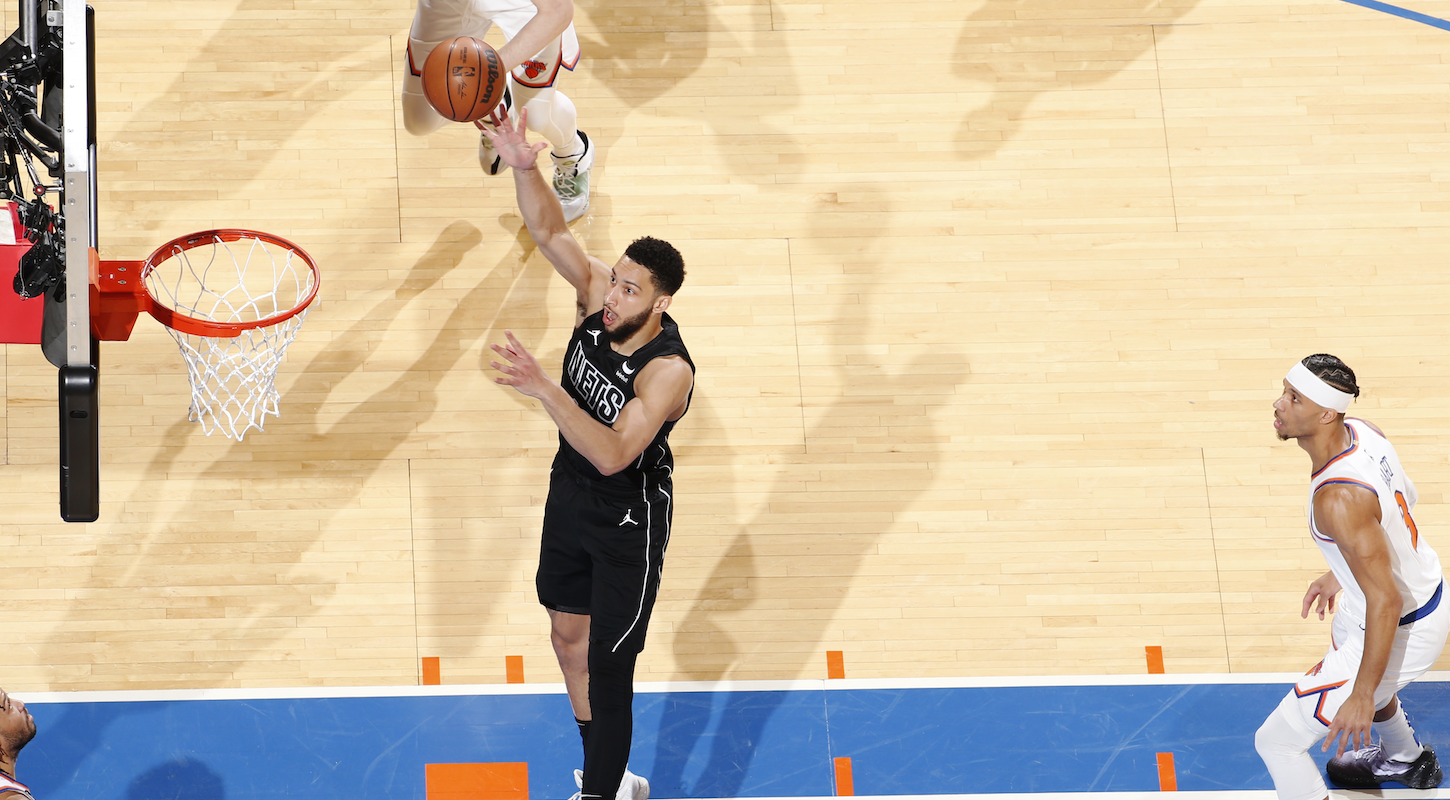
[0,202,41,345]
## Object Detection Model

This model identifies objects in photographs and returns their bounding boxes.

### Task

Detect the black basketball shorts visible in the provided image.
[536,464,674,654]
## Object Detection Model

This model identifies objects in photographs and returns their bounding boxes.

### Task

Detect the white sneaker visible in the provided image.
[551,130,594,223]
[572,767,649,800]
[477,85,515,176]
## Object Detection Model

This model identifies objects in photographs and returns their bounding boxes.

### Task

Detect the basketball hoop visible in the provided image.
[92,230,320,440]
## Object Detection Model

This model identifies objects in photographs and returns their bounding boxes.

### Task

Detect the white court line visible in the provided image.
[19,670,1450,704]
[754,793,1450,800]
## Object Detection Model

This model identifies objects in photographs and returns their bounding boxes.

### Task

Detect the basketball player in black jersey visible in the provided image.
[484,110,694,800]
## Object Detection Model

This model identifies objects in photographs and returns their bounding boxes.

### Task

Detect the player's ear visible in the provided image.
[1319,407,1340,425]
[653,294,672,314]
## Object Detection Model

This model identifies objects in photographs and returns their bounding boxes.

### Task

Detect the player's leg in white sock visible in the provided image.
[1374,697,1425,762]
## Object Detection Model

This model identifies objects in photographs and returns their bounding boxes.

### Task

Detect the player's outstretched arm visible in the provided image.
[494,0,573,75]
[1316,483,1400,757]
[490,331,693,475]
[481,109,603,318]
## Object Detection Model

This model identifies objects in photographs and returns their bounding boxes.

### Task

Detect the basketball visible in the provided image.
[421,36,506,123]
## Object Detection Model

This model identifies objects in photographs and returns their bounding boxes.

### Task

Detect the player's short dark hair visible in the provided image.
[1303,353,1361,399]
[624,236,685,297]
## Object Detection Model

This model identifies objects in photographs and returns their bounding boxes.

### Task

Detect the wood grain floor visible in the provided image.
[5,0,1450,690]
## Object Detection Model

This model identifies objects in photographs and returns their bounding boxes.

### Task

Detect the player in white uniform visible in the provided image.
[1256,354,1449,797]
[0,687,36,800]
[402,0,596,221]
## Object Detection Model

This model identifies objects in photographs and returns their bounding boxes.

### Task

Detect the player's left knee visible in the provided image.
[587,642,638,714]
[1256,701,1312,762]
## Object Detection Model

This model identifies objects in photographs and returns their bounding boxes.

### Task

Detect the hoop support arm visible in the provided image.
[90,249,145,341]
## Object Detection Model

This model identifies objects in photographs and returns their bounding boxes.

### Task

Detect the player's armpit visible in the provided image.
[571,258,611,327]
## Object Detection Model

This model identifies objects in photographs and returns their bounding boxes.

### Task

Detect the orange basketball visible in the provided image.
[421,36,506,123]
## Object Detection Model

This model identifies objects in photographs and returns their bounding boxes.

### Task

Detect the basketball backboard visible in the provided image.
[0,0,98,521]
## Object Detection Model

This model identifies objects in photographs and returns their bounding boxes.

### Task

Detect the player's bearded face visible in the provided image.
[605,306,652,344]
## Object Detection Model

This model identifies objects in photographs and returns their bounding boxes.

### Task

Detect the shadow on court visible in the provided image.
[955,0,1201,160]
[125,757,226,800]
[597,7,966,795]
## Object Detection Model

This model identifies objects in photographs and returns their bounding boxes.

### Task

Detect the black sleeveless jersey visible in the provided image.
[557,310,694,492]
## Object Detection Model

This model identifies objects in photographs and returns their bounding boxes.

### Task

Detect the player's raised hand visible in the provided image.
[490,329,554,399]
[478,107,549,172]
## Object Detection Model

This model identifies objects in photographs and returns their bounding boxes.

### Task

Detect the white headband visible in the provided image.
[1286,362,1354,413]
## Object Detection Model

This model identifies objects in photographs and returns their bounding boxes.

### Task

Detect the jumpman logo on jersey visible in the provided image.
[620,509,637,526]
[587,330,601,345]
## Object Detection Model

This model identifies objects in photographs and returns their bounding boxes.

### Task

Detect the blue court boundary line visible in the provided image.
[22,675,1450,796]
[1341,0,1450,32]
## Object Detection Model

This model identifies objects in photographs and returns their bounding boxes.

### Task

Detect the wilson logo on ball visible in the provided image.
[421,36,506,123]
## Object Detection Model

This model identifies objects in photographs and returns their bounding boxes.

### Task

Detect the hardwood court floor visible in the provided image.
[5,0,1450,691]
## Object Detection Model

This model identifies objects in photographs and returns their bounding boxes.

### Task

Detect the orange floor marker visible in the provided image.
[1156,752,1177,791]
[422,656,441,686]
[827,650,845,679]
[506,655,525,684]
[833,756,855,796]
[426,762,529,800]
[1145,645,1165,675]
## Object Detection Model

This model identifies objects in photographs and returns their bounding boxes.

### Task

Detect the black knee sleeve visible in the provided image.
[581,641,638,800]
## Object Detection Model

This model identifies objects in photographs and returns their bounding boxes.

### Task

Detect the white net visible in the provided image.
[143,232,318,440]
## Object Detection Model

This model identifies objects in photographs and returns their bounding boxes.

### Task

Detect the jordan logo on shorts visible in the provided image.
[620,509,637,526]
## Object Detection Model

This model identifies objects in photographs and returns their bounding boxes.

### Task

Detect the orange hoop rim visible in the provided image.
[142,228,320,338]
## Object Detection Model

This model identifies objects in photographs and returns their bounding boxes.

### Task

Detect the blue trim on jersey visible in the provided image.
[1317,477,1379,497]
[1311,425,1358,479]
[1402,580,1444,626]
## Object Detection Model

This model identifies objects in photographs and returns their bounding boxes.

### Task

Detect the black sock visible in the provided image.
[576,717,592,762]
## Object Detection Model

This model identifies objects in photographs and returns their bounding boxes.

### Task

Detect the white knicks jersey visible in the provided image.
[1308,418,1444,627]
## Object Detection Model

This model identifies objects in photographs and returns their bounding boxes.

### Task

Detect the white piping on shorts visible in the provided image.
[612,472,654,652]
